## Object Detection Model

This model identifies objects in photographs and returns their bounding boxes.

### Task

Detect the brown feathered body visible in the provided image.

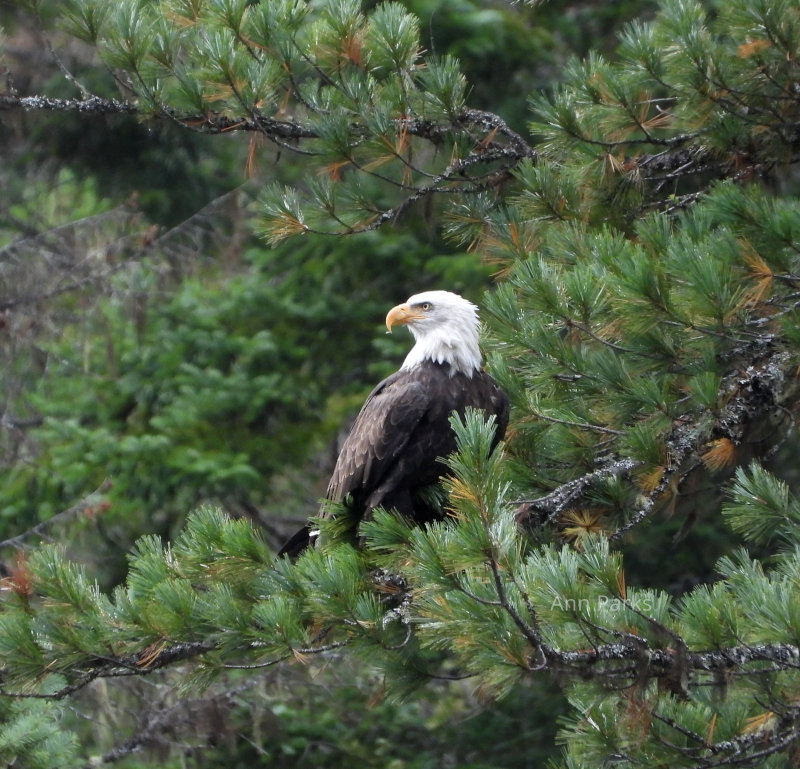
[329,359,507,518]
[278,291,509,558]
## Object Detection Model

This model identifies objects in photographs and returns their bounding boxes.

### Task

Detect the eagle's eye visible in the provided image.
[420,302,432,311]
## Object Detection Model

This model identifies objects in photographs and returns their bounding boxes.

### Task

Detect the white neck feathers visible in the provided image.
[399,293,483,377]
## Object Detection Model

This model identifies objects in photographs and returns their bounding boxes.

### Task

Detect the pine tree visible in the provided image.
[3,0,800,765]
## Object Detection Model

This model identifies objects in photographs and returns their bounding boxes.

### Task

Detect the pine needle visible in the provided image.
[136,638,167,668]
[701,437,737,473]
[637,465,665,494]
[738,39,771,58]
[739,241,774,306]
[561,509,606,546]
[740,711,776,735]
[706,713,717,745]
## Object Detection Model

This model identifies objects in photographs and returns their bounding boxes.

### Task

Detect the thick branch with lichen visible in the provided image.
[512,345,793,539]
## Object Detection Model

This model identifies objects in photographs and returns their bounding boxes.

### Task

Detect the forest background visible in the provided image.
[2,0,800,766]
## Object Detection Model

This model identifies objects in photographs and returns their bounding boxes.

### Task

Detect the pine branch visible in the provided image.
[0,95,531,154]
[458,107,537,160]
[0,94,138,116]
[0,641,213,701]
[515,457,640,526]
[612,348,790,540]
[548,640,800,684]
[650,710,800,769]
[349,147,518,235]
[515,347,792,538]
[43,641,216,701]
[5,611,797,702]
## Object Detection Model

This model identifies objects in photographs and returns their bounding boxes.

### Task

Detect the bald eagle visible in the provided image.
[279,290,509,557]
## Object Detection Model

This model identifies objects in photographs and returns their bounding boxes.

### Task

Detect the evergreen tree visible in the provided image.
[2,0,800,765]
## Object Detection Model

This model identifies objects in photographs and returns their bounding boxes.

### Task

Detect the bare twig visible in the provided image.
[0,480,112,551]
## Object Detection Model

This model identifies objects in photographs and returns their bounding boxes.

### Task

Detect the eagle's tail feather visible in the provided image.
[277,524,313,559]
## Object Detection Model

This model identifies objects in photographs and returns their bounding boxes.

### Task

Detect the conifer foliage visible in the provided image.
[4,0,800,766]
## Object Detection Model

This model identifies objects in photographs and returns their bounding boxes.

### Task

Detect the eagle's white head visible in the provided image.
[385,290,483,377]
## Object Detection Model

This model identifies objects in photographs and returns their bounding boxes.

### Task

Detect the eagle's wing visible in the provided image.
[325,371,431,508]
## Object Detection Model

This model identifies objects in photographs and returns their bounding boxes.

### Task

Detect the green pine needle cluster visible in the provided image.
[485,181,799,523]
[3,413,800,766]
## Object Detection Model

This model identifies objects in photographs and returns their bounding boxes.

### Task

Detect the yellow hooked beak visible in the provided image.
[385,303,426,332]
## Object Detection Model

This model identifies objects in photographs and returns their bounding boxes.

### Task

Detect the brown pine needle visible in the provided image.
[706,713,717,745]
[561,509,606,544]
[701,437,737,473]
[637,465,665,494]
[136,639,167,668]
[738,39,771,58]
[741,711,776,735]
